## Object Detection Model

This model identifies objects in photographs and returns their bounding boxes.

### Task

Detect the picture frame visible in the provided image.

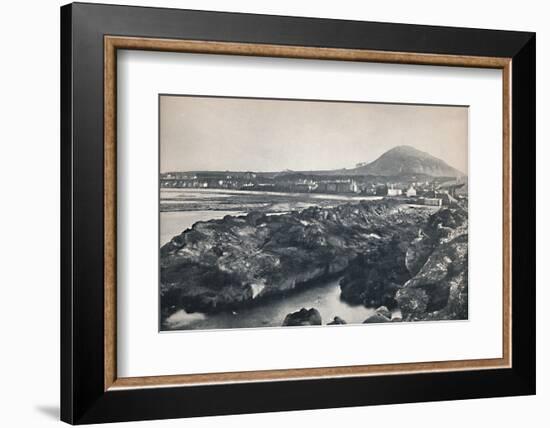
[61,2,535,424]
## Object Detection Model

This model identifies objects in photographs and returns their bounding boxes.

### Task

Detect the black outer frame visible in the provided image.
[60,2,535,424]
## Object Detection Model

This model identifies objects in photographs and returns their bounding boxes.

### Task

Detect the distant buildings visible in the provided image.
[316,179,358,194]
[387,185,403,196]
[159,170,465,205]
[419,197,442,207]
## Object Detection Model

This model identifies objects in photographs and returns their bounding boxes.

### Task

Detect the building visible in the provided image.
[316,179,358,194]
[387,187,403,196]
[419,197,442,207]
[440,192,458,206]
[406,186,417,197]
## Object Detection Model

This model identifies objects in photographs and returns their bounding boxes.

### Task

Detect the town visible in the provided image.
[160,170,467,207]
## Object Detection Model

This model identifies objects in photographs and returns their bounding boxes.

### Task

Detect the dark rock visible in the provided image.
[375,306,392,319]
[364,313,391,323]
[245,211,266,226]
[327,316,347,325]
[161,199,469,324]
[405,233,435,277]
[396,207,468,321]
[395,287,429,319]
[283,308,322,326]
[339,233,416,309]
[160,200,432,314]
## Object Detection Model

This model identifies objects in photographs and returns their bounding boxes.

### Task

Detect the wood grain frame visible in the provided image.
[103,36,512,391]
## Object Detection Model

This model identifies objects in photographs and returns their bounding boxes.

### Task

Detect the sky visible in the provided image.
[160,95,468,174]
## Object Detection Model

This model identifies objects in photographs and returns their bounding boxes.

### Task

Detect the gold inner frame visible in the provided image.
[104,35,512,391]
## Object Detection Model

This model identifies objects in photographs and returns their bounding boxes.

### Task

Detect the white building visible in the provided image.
[387,188,402,196]
[406,186,417,197]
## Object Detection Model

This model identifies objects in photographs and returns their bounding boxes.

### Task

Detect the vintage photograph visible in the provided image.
[159,95,468,331]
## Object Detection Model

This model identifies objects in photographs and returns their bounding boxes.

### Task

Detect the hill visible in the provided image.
[341,145,464,177]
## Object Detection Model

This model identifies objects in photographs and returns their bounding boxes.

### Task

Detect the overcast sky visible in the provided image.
[160,95,468,173]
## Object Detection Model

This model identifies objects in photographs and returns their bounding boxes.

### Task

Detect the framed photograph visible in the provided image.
[61,2,535,424]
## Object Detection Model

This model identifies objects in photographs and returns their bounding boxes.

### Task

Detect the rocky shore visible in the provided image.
[281,305,401,327]
[396,206,468,321]
[160,199,468,323]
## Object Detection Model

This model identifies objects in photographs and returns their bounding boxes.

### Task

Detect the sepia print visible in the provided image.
[159,95,468,331]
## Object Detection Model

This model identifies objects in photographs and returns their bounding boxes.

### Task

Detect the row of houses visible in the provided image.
[160,175,362,194]
[160,172,465,204]
[386,185,417,197]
